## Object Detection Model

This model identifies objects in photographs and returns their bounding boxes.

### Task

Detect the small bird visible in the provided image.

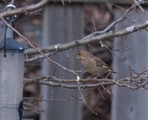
[76,49,114,76]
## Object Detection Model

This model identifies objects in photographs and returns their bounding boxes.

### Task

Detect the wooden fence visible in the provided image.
[41,1,148,120]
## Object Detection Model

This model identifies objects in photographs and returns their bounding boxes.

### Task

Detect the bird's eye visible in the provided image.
[77,53,81,56]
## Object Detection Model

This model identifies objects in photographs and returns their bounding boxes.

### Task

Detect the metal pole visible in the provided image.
[0,50,24,120]
[0,32,26,120]
[0,3,27,120]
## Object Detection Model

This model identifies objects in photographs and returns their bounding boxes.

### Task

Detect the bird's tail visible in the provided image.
[110,70,119,74]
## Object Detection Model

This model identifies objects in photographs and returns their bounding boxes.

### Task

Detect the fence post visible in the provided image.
[40,4,84,120]
[112,7,148,120]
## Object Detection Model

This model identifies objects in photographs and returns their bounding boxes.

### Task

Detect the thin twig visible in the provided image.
[10,0,15,4]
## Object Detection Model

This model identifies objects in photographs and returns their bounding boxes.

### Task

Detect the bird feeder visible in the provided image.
[0,38,27,120]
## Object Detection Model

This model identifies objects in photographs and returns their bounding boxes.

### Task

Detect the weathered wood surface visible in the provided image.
[40,4,83,120]
[112,7,148,120]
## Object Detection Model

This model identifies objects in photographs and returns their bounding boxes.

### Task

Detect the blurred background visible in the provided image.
[0,0,148,120]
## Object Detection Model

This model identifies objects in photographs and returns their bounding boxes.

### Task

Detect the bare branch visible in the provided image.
[25,20,148,55]
[25,52,56,63]
[133,0,145,12]
[24,75,148,90]
[0,0,49,18]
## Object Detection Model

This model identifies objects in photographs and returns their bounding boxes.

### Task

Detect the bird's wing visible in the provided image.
[93,57,110,70]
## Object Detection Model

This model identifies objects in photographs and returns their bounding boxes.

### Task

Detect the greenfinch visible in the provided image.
[76,49,114,76]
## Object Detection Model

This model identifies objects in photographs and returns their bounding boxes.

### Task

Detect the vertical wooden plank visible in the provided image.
[41,4,83,120]
[65,5,83,120]
[112,7,148,120]
[40,6,51,120]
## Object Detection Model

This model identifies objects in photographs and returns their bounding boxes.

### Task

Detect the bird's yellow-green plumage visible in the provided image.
[76,49,112,76]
